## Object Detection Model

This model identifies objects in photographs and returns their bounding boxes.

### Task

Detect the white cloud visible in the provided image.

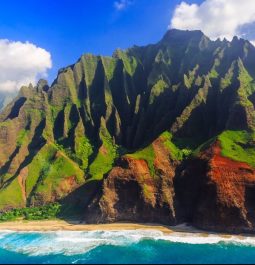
[114,0,132,11]
[0,39,52,92]
[170,0,255,42]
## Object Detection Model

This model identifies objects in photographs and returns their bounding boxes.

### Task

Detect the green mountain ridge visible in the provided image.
[0,29,255,231]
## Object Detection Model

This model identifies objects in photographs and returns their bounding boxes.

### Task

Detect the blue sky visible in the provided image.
[0,0,197,82]
[0,0,254,92]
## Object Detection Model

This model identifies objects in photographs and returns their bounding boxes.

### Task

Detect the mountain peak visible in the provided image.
[162,29,206,42]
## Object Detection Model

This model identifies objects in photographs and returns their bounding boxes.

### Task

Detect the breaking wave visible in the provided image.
[0,229,255,257]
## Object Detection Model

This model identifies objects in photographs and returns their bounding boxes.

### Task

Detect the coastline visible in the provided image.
[0,220,246,238]
[0,222,255,263]
[1,220,255,247]
[0,220,177,234]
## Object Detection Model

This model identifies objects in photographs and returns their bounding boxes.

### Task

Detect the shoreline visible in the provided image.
[2,221,255,246]
[0,220,250,238]
[0,220,177,234]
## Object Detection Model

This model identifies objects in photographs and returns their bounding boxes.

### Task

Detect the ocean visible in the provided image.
[0,230,255,264]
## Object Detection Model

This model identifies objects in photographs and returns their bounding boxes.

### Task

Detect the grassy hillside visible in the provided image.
[219,130,255,167]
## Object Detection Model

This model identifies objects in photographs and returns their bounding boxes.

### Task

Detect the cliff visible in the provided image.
[0,29,255,233]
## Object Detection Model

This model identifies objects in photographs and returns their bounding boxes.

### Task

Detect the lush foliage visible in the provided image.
[0,203,62,222]
[160,132,193,160]
[89,126,118,181]
[219,130,255,167]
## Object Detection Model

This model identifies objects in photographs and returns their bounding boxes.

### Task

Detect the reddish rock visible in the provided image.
[84,138,179,225]
[176,141,255,233]
[67,138,255,234]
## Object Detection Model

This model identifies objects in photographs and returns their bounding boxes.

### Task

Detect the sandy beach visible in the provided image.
[0,220,207,235]
[1,220,255,254]
[0,220,253,242]
[0,220,174,233]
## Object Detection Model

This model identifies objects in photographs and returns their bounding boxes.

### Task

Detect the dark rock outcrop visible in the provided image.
[84,138,179,224]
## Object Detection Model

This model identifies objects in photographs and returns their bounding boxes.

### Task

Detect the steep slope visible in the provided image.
[176,133,255,233]
[83,134,180,225]
[0,29,255,233]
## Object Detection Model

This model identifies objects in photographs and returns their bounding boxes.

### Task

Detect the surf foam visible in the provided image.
[0,229,255,256]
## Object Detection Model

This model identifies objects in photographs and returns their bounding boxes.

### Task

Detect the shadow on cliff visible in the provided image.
[173,157,210,225]
[58,180,103,222]
[1,119,46,189]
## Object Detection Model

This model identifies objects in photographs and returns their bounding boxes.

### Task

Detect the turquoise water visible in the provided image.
[0,230,255,264]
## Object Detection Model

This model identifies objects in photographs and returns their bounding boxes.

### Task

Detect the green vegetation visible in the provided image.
[101,56,118,81]
[16,129,28,147]
[0,203,61,222]
[220,63,235,90]
[89,125,118,181]
[209,68,219,79]
[81,54,99,88]
[127,144,156,176]
[27,143,85,203]
[124,131,206,176]
[209,58,220,79]
[26,144,57,196]
[237,60,255,108]
[114,49,138,76]
[171,130,255,168]
[35,148,85,199]
[75,136,93,170]
[0,179,24,210]
[184,65,199,88]
[161,131,193,160]
[219,130,255,167]
[60,68,79,106]
[135,95,141,114]
[149,80,168,104]
[172,78,211,134]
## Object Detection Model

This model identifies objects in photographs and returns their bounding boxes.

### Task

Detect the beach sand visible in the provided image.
[0,220,205,234]
[0,220,175,233]
[0,220,251,239]
[0,220,254,244]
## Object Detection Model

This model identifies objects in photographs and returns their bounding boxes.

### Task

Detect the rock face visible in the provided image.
[82,140,255,233]
[0,29,255,233]
[85,137,178,225]
[176,141,255,233]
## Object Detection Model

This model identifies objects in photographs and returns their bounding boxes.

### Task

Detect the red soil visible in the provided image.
[202,141,255,227]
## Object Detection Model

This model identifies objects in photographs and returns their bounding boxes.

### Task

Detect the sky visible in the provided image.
[0,0,255,93]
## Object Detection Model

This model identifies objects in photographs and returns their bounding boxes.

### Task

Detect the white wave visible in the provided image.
[155,233,255,246]
[0,230,14,239]
[0,229,255,256]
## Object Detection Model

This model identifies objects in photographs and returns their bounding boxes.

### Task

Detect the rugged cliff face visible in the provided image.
[176,140,255,233]
[84,136,179,225]
[0,29,255,233]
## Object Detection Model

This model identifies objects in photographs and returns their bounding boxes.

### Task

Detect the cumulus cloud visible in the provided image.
[170,0,255,43]
[114,0,132,11]
[0,39,52,92]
